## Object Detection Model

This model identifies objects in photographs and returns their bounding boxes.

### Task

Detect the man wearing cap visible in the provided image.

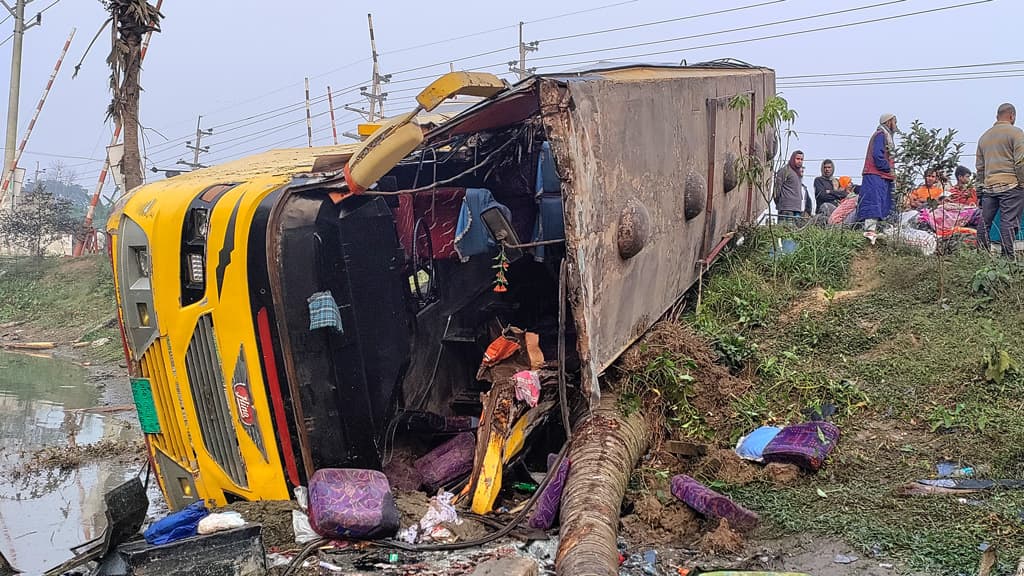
[976,102,1024,257]
[857,113,898,244]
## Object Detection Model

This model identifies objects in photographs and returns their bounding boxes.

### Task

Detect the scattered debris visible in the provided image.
[763,463,802,486]
[978,544,997,576]
[621,495,701,545]
[2,341,56,350]
[665,440,708,458]
[936,461,974,478]
[698,518,745,555]
[671,475,759,531]
[469,556,539,576]
[14,438,144,479]
[90,337,110,347]
[145,501,209,545]
[198,511,245,535]
[735,426,782,462]
[762,422,840,472]
[221,500,298,550]
[698,449,759,486]
[833,553,859,564]
[399,490,462,544]
[292,509,318,544]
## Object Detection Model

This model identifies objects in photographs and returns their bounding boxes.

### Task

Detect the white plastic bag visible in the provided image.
[294,486,308,511]
[197,511,245,535]
[397,490,462,544]
[292,509,318,544]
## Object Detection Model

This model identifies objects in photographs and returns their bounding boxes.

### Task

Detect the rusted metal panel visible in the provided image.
[541,69,774,406]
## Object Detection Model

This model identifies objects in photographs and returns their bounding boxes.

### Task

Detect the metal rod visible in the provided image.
[0,27,75,208]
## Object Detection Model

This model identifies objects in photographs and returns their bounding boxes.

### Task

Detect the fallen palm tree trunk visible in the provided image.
[556,393,650,576]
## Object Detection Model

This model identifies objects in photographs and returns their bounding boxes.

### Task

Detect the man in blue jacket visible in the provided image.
[857,113,898,244]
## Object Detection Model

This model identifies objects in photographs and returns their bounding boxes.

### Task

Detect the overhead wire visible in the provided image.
[779,73,1024,89]
[535,0,787,43]
[145,0,995,169]
[530,0,993,70]
[528,0,909,64]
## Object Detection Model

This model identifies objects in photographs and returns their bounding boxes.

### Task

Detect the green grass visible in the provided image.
[680,232,1024,574]
[0,255,117,346]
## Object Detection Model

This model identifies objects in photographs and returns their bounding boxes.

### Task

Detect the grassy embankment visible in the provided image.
[0,255,121,364]
[622,226,1024,575]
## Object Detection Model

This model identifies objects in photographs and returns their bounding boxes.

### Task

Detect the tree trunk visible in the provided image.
[556,393,650,576]
[121,33,143,192]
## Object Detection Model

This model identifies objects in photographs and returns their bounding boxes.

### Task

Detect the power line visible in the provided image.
[536,0,787,43]
[529,0,908,64]
[531,0,992,70]
[143,2,638,143]
[781,67,1024,86]
[779,72,1024,89]
[779,59,1024,80]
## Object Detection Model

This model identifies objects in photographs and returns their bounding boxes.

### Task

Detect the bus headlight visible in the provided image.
[187,252,205,284]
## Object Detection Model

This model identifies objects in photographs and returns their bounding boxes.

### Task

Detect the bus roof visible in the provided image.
[162,143,362,185]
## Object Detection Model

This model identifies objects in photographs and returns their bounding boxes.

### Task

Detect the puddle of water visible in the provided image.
[0,351,161,574]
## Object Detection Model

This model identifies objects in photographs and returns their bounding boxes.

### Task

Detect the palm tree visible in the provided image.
[103,0,162,191]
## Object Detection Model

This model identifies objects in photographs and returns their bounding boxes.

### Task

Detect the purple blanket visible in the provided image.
[528,454,570,530]
[762,421,840,471]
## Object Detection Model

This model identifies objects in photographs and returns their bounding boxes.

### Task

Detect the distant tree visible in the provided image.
[0,183,78,256]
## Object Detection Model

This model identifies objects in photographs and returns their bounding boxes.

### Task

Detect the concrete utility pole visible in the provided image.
[304,77,313,147]
[2,0,41,206]
[509,21,538,80]
[326,86,338,145]
[178,115,213,170]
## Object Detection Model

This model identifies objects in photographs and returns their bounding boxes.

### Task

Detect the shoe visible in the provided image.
[863,231,877,245]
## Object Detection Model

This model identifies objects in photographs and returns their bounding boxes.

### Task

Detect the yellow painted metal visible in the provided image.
[106,146,356,507]
[415,71,505,111]
[470,433,504,515]
[345,111,422,191]
[357,122,382,137]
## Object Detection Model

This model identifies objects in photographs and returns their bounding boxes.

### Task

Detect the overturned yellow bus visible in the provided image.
[108,63,776,510]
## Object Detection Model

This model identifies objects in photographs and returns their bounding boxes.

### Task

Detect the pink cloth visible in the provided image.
[828,196,858,225]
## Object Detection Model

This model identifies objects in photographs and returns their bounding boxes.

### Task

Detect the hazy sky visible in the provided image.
[0,0,1020,194]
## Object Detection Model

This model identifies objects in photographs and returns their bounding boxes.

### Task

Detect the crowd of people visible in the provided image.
[773,103,1024,257]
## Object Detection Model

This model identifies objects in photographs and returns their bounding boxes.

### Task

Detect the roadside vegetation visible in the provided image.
[616,225,1024,575]
[0,255,120,363]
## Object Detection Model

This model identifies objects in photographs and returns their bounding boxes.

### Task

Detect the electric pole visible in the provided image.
[177,115,213,170]
[509,21,538,80]
[2,0,41,208]
[364,13,388,121]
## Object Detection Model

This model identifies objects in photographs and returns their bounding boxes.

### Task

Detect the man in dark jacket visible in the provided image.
[774,150,804,219]
[814,159,848,215]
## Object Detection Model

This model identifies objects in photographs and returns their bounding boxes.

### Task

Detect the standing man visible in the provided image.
[774,150,804,220]
[857,113,898,244]
[976,103,1024,257]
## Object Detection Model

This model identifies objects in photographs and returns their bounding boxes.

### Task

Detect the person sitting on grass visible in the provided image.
[907,168,944,209]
